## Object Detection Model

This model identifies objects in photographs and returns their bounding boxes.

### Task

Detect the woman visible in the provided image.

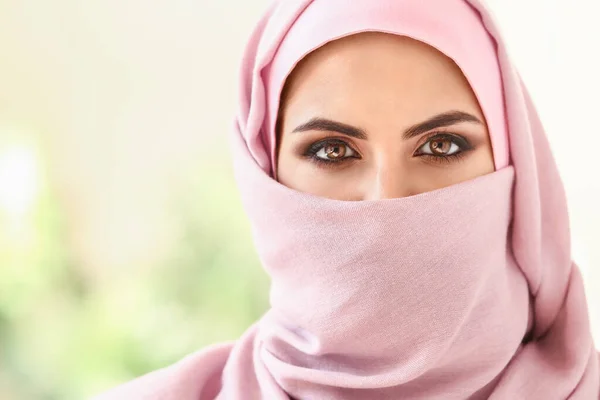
[95,0,600,398]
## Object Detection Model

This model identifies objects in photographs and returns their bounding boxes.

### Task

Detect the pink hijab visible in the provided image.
[94,0,600,399]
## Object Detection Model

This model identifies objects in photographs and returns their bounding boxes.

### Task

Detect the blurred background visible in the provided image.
[0,0,598,399]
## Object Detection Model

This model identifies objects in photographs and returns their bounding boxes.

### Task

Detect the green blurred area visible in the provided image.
[0,132,270,400]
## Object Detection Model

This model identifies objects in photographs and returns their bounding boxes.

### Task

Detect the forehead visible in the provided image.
[280,32,483,126]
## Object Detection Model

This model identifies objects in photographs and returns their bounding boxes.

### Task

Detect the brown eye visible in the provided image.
[429,138,452,155]
[313,141,356,161]
[416,135,463,157]
[324,143,347,159]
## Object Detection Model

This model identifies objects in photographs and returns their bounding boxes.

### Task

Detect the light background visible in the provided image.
[0,1,598,399]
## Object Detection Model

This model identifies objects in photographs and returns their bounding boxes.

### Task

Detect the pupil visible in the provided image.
[431,139,449,154]
[326,144,345,159]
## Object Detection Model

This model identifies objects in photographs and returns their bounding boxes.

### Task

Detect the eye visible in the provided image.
[414,134,470,158]
[310,140,357,162]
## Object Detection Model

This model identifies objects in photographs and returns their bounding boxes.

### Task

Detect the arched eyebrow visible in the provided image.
[403,111,483,139]
[292,118,368,139]
[291,111,483,140]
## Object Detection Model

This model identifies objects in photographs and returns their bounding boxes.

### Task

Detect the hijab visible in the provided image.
[93,0,599,399]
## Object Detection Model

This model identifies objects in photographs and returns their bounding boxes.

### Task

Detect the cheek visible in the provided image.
[460,144,496,178]
[277,156,364,200]
[409,147,495,192]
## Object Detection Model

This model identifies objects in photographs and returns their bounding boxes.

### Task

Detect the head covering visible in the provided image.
[93,0,599,399]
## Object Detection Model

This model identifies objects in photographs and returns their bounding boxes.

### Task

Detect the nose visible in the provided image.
[363,159,414,200]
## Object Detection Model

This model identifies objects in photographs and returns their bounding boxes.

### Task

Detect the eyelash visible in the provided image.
[303,138,360,168]
[413,132,473,163]
[302,132,473,168]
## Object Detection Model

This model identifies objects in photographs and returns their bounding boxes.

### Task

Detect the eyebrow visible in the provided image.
[292,117,368,140]
[403,111,483,139]
[291,111,483,140]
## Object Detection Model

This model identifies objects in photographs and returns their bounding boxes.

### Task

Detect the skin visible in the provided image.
[276,32,495,201]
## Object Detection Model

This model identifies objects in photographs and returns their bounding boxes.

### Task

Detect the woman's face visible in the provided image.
[276,32,495,200]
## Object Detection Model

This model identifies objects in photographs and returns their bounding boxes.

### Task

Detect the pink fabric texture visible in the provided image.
[93,0,600,399]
